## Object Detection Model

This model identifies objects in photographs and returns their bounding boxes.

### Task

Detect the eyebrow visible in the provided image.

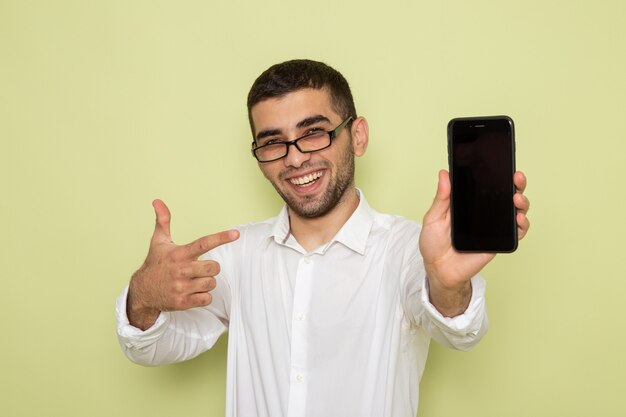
[255,114,332,141]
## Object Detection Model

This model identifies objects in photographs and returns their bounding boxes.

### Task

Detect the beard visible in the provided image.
[269,144,356,219]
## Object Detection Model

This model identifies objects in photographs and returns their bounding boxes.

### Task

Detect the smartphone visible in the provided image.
[448,115,517,252]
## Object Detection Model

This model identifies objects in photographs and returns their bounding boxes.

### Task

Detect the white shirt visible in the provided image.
[116,192,487,417]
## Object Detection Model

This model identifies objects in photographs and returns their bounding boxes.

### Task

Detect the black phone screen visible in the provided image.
[448,116,517,252]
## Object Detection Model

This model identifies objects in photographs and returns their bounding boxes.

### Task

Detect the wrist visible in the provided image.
[127,272,160,330]
[426,272,472,293]
[426,275,472,317]
[126,297,160,331]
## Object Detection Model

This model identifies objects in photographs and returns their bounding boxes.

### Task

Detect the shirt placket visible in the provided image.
[286,254,315,417]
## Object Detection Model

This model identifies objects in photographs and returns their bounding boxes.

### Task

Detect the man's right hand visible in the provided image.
[127,199,240,330]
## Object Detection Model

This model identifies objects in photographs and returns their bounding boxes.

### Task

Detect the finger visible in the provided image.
[151,199,172,243]
[514,171,527,193]
[173,260,221,281]
[514,192,530,214]
[517,212,530,239]
[188,259,221,278]
[423,170,451,224]
[189,276,217,294]
[184,229,240,259]
[187,292,213,308]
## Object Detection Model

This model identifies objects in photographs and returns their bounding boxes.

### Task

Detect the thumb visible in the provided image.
[151,199,172,243]
[424,170,451,223]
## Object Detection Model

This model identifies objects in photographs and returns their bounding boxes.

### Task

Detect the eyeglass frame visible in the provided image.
[251,117,354,163]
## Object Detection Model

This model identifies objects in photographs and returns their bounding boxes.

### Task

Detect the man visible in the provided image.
[116,59,530,417]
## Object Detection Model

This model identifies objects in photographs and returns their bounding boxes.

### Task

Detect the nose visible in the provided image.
[283,143,311,168]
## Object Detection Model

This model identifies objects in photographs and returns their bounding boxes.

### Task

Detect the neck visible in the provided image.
[288,186,360,252]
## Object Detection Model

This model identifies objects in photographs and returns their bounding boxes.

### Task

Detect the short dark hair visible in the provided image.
[247,59,357,136]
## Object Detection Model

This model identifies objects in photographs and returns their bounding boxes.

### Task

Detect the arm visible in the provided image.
[402,240,488,351]
[419,170,530,316]
[116,199,239,365]
[116,276,231,365]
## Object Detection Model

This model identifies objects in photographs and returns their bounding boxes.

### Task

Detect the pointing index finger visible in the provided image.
[184,229,240,259]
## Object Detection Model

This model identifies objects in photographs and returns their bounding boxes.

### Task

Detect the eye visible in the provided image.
[305,127,325,135]
[260,138,283,146]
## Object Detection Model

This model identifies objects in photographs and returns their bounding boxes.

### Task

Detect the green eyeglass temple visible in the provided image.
[251,117,353,163]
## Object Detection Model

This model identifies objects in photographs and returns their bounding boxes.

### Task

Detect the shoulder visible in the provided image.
[234,216,277,237]
[371,209,422,242]
[357,191,421,243]
[201,215,278,261]
[363,208,423,263]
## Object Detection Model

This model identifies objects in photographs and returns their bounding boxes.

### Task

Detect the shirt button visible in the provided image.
[297,312,306,321]
[303,256,311,264]
[295,373,304,382]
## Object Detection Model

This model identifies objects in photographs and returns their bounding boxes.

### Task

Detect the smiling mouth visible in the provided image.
[289,170,324,187]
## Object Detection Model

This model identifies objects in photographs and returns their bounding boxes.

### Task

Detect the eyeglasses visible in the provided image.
[251,117,353,163]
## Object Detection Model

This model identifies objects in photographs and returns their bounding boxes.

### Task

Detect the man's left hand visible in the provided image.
[419,170,530,317]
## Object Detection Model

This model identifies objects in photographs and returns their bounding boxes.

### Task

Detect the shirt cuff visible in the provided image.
[420,274,486,337]
[116,286,170,350]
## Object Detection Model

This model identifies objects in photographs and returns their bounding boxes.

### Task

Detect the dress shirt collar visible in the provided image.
[268,189,375,255]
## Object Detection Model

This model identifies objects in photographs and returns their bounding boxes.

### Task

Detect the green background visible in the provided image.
[1,0,625,416]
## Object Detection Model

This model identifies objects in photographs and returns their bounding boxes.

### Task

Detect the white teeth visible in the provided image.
[290,171,323,186]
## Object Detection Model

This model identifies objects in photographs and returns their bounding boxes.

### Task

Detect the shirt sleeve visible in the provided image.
[115,247,232,366]
[400,224,488,351]
[417,274,488,351]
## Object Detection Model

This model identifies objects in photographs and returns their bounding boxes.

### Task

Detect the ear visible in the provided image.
[350,116,369,157]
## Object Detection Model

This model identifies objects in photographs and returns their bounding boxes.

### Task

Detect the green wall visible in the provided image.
[1,0,625,416]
